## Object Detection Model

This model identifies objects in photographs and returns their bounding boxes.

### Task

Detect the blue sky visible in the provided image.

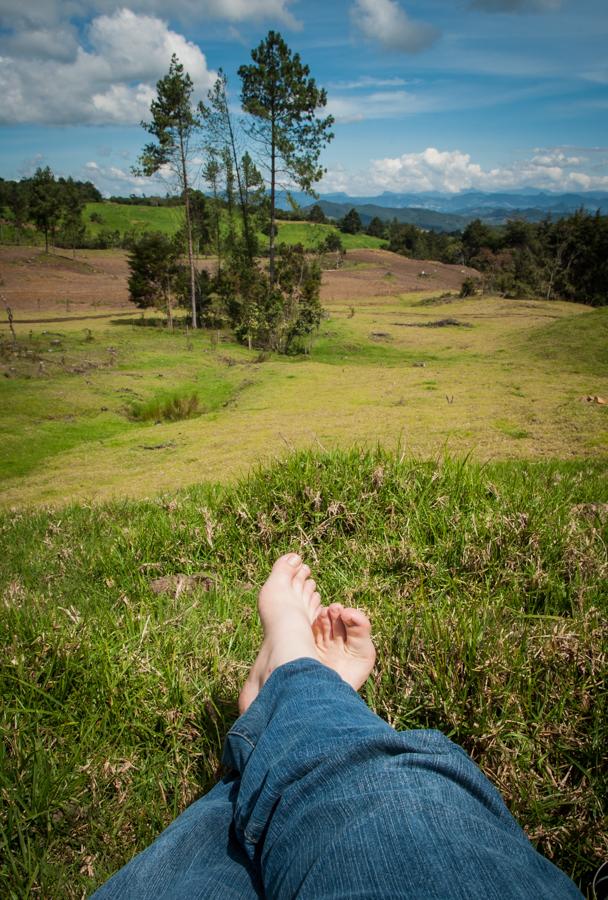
[1,0,607,196]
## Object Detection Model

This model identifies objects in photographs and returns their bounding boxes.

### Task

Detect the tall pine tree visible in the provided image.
[136,55,201,327]
[238,31,333,282]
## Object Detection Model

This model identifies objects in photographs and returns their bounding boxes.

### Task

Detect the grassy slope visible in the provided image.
[1,450,606,897]
[83,202,386,250]
[1,299,607,507]
[84,202,184,236]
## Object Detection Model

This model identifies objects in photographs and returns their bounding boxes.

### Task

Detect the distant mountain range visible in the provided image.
[276,189,608,232]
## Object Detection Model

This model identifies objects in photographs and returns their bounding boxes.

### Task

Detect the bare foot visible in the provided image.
[312,603,376,691]
[238,554,322,713]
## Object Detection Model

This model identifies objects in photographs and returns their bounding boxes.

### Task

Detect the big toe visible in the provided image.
[269,553,302,580]
[342,607,372,639]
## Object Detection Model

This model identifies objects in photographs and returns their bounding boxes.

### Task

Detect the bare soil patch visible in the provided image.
[0,247,132,314]
[321,248,478,301]
[1,246,478,319]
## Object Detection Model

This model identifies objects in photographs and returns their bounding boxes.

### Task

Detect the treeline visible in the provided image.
[458,214,608,306]
[317,203,607,306]
[0,171,102,251]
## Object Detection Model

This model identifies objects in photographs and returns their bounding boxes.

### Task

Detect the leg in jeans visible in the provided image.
[93,553,582,899]
[226,553,582,900]
[227,658,581,899]
[91,777,261,899]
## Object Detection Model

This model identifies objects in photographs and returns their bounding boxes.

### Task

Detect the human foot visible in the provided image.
[238,554,322,714]
[312,603,376,691]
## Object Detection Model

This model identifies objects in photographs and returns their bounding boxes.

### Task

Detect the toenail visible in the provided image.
[287,553,301,566]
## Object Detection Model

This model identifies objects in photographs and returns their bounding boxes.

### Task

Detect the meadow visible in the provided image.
[1,243,607,897]
[83,202,385,250]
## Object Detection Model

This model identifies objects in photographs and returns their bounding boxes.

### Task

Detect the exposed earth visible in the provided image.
[0,246,479,318]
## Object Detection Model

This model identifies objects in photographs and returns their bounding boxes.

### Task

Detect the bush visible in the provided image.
[460,277,479,297]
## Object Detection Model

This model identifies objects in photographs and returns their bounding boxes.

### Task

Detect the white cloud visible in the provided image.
[531,152,583,167]
[326,90,431,123]
[351,0,439,53]
[321,146,608,195]
[0,0,300,30]
[470,0,561,11]
[84,159,170,195]
[327,76,408,90]
[0,9,216,125]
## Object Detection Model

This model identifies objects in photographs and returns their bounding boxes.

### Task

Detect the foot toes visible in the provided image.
[272,552,302,575]
[328,603,347,641]
[341,607,371,635]
[312,607,331,645]
[293,563,311,590]
[303,577,316,598]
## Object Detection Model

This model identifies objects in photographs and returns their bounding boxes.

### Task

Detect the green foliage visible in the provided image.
[319,230,344,253]
[460,277,479,297]
[28,167,62,252]
[366,215,386,238]
[127,232,181,316]
[136,54,202,326]
[238,30,334,280]
[339,207,362,234]
[307,203,327,224]
[455,211,608,305]
[1,451,606,896]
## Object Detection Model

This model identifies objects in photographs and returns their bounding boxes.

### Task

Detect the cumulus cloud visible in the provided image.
[351,0,439,53]
[321,146,608,195]
[0,9,216,125]
[470,0,561,12]
[0,0,300,30]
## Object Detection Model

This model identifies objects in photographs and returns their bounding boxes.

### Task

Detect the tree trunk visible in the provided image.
[269,121,276,284]
[179,131,198,329]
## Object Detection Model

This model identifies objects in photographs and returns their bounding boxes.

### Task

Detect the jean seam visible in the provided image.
[227,728,257,750]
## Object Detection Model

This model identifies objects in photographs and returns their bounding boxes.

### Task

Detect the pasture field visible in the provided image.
[82,202,385,250]
[1,245,607,898]
[0,245,606,507]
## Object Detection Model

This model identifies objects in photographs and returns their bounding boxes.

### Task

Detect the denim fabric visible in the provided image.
[93,658,581,899]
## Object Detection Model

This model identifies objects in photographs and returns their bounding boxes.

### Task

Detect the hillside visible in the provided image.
[314,200,469,231]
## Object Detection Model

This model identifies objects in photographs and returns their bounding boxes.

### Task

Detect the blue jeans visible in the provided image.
[93,659,581,899]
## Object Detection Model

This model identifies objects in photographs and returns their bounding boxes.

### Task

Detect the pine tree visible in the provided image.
[238,31,334,282]
[136,55,201,327]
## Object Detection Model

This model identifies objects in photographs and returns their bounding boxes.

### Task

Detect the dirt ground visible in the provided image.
[322,248,479,301]
[0,246,477,320]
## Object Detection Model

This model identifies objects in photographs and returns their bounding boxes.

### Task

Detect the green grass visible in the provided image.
[81,204,386,250]
[523,307,608,376]
[0,326,246,481]
[276,220,386,250]
[1,449,606,897]
[85,202,185,237]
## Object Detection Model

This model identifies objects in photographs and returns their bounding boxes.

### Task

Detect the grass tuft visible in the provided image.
[128,391,202,423]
